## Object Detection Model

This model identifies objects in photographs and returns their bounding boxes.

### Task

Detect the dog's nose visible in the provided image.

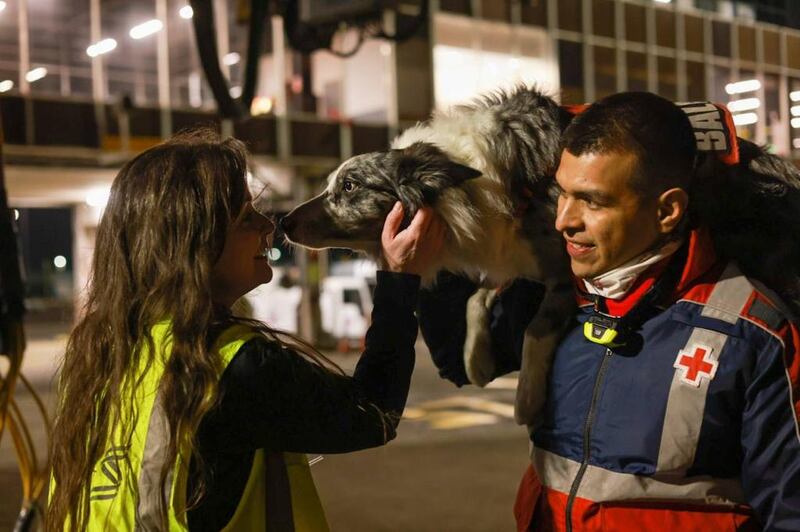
[279,215,295,234]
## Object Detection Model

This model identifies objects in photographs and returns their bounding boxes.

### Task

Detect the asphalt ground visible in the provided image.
[1,327,530,531]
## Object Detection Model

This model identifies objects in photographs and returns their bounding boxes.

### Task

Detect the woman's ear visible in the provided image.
[656,187,689,234]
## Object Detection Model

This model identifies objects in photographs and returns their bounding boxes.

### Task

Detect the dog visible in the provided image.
[280,86,800,424]
[280,86,576,424]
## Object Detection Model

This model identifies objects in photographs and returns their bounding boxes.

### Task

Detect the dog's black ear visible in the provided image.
[398,142,482,188]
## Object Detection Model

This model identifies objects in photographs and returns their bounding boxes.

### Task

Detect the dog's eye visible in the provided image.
[343,180,357,192]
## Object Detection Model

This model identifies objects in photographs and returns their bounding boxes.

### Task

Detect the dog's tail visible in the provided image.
[692,139,800,317]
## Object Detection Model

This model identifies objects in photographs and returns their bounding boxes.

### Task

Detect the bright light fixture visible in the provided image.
[130,19,163,40]
[229,86,242,98]
[794,138,800,149]
[86,38,117,58]
[725,79,761,95]
[25,67,47,83]
[0,2,7,13]
[13,209,19,221]
[792,117,800,129]
[732,112,758,126]
[654,0,672,3]
[792,105,800,117]
[791,91,800,102]
[179,5,193,19]
[86,187,111,207]
[726,98,760,113]
[53,256,67,269]
[223,52,241,66]
[0,80,13,92]
[251,96,273,116]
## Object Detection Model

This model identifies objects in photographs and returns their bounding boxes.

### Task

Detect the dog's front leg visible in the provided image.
[514,280,575,427]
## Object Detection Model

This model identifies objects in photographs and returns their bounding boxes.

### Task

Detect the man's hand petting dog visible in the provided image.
[380,202,446,276]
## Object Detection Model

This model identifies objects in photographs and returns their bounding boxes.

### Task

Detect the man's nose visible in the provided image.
[555,198,579,233]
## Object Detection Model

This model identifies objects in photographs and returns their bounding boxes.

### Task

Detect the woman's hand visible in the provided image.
[380,202,446,275]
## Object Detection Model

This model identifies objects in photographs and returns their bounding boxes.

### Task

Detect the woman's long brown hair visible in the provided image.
[46,128,343,530]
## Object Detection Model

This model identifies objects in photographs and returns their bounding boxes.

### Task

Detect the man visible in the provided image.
[419,92,800,531]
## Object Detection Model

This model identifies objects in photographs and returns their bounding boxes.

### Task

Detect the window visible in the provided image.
[763,30,780,66]
[788,36,800,70]
[625,4,646,43]
[521,0,547,27]
[592,0,615,38]
[738,25,756,63]
[481,0,509,22]
[712,21,731,57]
[656,9,676,49]
[684,15,705,53]
[686,61,706,101]
[657,56,677,101]
[558,0,582,32]
[559,40,584,104]
[432,14,559,109]
[594,46,616,99]
[627,51,648,92]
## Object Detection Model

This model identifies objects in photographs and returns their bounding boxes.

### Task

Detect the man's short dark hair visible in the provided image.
[562,92,697,197]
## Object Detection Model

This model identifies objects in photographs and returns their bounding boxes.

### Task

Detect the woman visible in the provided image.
[47,129,444,531]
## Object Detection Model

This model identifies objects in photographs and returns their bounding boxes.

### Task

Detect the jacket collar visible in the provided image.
[576,227,719,316]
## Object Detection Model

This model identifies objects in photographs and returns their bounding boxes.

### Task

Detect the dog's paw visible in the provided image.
[463,287,498,387]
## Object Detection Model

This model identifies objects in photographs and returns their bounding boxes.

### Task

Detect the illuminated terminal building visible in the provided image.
[4,0,800,321]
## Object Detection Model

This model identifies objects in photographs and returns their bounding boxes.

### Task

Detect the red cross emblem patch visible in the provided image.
[673,344,717,387]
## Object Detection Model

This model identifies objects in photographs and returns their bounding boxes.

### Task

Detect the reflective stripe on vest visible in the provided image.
[81,321,329,531]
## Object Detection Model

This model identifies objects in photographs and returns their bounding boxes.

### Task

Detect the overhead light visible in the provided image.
[792,117,800,129]
[725,79,761,95]
[0,2,7,13]
[792,105,800,117]
[223,52,240,66]
[726,98,760,113]
[86,187,111,207]
[654,0,672,3]
[794,138,800,149]
[53,256,67,269]
[251,96,273,116]
[791,90,800,102]
[86,38,117,58]
[732,112,758,126]
[229,85,242,98]
[129,19,163,40]
[25,67,47,83]
[179,5,193,19]
[0,80,13,92]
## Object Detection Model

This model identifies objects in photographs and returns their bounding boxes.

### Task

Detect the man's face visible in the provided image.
[555,150,662,279]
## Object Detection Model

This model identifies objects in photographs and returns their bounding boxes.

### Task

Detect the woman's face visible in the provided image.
[211,197,276,307]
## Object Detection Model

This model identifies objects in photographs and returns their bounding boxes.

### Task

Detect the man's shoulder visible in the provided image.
[679,260,796,342]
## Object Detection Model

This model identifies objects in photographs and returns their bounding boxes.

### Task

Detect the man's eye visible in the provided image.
[343,180,356,192]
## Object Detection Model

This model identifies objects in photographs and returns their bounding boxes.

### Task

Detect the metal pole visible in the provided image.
[156,0,172,138]
[18,0,33,146]
[90,0,107,145]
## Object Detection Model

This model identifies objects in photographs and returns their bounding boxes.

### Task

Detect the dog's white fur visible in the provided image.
[390,107,546,285]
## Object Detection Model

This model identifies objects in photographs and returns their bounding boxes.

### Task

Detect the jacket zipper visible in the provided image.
[565,348,613,532]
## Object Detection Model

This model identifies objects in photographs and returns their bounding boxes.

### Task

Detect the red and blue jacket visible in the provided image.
[419,228,800,531]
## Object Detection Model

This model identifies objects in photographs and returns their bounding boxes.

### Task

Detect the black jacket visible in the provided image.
[187,271,420,531]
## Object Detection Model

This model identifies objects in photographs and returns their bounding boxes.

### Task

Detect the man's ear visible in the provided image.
[656,187,689,234]
[398,142,482,188]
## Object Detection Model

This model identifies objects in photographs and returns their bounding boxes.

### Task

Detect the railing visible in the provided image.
[0,95,395,164]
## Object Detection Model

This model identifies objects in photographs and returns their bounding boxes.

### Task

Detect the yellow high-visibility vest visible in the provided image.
[60,321,329,531]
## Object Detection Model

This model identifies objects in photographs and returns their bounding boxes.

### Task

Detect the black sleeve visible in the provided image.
[417,271,545,385]
[489,278,546,376]
[199,271,420,455]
